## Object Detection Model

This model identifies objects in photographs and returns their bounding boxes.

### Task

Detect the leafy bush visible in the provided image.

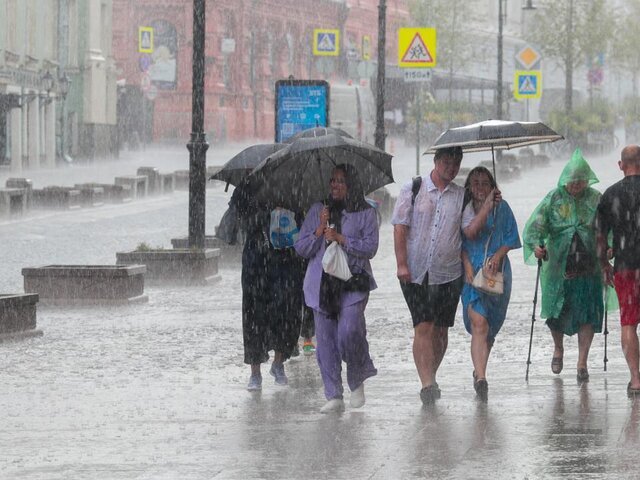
[547,98,615,144]
[134,242,164,251]
[405,99,494,146]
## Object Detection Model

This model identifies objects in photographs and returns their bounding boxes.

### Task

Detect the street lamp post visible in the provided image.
[497,0,505,120]
[521,1,537,122]
[374,0,386,151]
[58,72,70,163]
[187,0,209,249]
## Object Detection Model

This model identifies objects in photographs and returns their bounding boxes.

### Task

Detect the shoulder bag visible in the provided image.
[472,229,504,296]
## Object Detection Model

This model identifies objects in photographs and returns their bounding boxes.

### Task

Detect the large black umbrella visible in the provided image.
[209,143,285,190]
[247,128,393,212]
[425,119,563,180]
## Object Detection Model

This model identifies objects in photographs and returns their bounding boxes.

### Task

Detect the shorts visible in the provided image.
[400,275,463,328]
[614,270,640,327]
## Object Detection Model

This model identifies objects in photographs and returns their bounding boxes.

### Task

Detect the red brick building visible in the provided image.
[112,0,408,144]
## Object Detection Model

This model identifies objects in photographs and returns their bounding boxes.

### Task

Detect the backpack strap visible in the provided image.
[411,176,422,206]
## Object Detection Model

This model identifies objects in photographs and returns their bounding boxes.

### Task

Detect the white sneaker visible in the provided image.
[350,384,365,408]
[319,398,345,414]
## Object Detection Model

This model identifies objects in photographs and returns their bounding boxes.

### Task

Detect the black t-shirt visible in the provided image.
[596,175,640,271]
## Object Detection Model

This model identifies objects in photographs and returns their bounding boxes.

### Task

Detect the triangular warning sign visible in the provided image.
[318,33,335,52]
[519,75,537,94]
[401,33,434,64]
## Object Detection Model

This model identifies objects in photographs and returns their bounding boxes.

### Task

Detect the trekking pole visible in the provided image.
[604,286,609,372]
[525,244,544,382]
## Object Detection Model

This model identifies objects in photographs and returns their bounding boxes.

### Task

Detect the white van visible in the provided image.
[330,83,376,144]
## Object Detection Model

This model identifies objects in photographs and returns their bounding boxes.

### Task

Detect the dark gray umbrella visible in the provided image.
[209,143,285,190]
[425,119,563,180]
[247,129,393,212]
[284,126,353,143]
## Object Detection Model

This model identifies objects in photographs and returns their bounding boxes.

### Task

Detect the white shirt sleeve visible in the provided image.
[390,181,414,226]
[462,202,475,229]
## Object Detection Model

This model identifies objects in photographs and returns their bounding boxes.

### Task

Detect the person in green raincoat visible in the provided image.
[523,149,604,383]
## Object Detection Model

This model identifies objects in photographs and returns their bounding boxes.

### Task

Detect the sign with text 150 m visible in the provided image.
[404,69,432,83]
[275,79,329,142]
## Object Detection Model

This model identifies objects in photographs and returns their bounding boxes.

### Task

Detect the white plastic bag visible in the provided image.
[322,241,352,281]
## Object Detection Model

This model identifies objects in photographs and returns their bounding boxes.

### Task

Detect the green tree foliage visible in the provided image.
[610,1,640,98]
[547,98,614,150]
[528,0,615,114]
[407,0,477,112]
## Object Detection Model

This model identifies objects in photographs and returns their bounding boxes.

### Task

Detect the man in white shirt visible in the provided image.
[391,146,465,405]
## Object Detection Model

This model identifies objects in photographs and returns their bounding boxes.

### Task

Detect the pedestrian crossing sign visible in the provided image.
[313,29,340,56]
[514,71,541,99]
[398,28,436,68]
[138,26,153,54]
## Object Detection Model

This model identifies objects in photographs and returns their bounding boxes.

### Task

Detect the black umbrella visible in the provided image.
[425,119,563,180]
[284,126,353,143]
[209,143,285,190]
[247,129,393,212]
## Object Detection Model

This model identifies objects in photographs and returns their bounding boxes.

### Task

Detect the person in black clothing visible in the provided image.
[232,184,305,391]
[596,144,640,396]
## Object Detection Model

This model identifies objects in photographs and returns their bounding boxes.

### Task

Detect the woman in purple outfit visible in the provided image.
[295,164,379,413]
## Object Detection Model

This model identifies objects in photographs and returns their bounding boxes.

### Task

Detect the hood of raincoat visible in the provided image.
[556,148,599,187]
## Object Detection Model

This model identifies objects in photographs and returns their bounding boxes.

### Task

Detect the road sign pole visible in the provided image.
[374,0,386,151]
[416,87,421,176]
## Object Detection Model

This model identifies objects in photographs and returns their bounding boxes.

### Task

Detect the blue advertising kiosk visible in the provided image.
[274,79,330,142]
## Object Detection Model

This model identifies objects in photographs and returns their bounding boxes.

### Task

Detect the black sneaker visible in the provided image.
[420,385,439,405]
[474,378,488,402]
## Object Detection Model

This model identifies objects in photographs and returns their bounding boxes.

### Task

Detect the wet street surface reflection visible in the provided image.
[1,145,639,478]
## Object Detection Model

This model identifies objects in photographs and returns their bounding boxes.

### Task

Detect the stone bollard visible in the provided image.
[31,186,81,210]
[136,167,161,195]
[173,170,190,190]
[116,248,221,285]
[160,173,175,194]
[75,183,132,204]
[76,186,105,207]
[114,175,148,199]
[5,178,33,210]
[0,188,27,217]
[0,293,42,341]
[22,265,148,305]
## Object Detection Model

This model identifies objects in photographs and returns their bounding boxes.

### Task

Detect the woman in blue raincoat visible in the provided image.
[461,166,521,401]
[522,149,606,383]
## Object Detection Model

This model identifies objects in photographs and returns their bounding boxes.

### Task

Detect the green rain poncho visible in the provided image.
[522,149,617,334]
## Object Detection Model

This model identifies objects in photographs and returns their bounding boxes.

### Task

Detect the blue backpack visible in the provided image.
[269,208,299,249]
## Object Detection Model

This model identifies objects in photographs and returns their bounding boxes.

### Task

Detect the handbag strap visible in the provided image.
[481,209,505,273]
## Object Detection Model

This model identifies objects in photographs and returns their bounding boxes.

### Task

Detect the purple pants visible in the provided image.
[313,296,377,400]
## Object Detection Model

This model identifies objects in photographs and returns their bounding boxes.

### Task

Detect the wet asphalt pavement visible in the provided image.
[0,142,638,479]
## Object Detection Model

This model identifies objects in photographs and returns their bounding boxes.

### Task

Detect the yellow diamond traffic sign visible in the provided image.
[516,46,541,70]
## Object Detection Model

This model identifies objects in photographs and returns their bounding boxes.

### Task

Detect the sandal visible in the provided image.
[628,383,640,397]
[551,356,563,375]
[474,378,488,402]
[577,368,589,383]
